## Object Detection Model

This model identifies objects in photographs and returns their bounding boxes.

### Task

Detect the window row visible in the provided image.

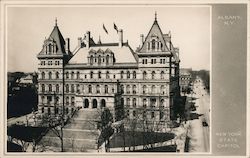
[41,70,168,80]
[41,60,60,66]
[41,107,74,115]
[127,110,165,120]
[125,98,166,108]
[142,58,169,65]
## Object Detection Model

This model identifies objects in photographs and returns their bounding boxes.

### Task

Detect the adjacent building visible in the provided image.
[179,68,192,92]
[37,15,180,125]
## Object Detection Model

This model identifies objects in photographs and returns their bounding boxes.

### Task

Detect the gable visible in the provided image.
[139,20,169,53]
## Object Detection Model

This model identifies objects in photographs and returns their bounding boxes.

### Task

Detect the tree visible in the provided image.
[7,124,48,152]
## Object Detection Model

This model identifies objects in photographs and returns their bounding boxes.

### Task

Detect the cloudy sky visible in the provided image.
[7,5,210,72]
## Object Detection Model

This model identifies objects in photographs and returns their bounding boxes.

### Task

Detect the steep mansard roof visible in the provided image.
[69,43,138,64]
[139,18,180,63]
[139,19,169,53]
[38,24,67,56]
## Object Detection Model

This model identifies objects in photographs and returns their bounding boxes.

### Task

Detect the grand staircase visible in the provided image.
[39,109,102,152]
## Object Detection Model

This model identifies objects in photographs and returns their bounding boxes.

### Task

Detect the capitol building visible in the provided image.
[37,14,180,125]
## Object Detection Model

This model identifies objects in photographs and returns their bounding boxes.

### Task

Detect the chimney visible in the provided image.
[78,37,82,47]
[140,34,144,47]
[65,38,70,53]
[86,31,90,49]
[118,29,123,48]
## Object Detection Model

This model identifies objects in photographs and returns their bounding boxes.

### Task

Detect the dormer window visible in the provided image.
[98,55,101,65]
[90,55,94,65]
[106,55,109,64]
[152,39,156,50]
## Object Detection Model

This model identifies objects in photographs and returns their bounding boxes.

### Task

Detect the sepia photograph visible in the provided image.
[1,1,248,157]
[6,6,211,153]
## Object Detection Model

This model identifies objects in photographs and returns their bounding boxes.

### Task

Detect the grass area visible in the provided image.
[109,131,175,148]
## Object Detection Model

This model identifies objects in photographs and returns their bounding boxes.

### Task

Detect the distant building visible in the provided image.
[36,14,180,126]
[19,74,34,85]
[179,68,192,92]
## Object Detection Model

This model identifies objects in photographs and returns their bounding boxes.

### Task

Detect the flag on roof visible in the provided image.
[103,24,108,34]
[114,23,118,33]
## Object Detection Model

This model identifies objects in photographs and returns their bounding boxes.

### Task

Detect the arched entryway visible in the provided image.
[92,99,98,108]
[84,99,89,108]
[101,99,106,108]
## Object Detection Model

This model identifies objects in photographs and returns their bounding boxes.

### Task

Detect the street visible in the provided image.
[187,77,210,153]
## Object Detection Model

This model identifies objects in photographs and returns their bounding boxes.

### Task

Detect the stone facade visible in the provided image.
[37,15,180,124]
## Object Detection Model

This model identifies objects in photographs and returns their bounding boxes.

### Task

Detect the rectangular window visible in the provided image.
[151,59,153,64]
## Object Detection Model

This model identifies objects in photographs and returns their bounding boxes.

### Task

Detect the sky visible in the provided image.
[7,6,210,72]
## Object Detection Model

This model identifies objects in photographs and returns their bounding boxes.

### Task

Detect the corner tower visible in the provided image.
[37,19,72,115]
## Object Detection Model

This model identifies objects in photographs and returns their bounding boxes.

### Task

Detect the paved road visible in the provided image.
[188,77,210,153]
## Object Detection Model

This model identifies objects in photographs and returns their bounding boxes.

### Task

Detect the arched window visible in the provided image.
[55,107,59,114]
[160,111,164,120]
[41,96,45,104]
[48,72,52,79]
[151,85,156,94]
[66,108,69,114]
[147,42,150,50]
[56,71,59,79]
[143,71,147,80]
[160,85,165,94]
[104,85,108,94]
[143,98,147,108]
[71,84,74,93]
[41,107,44,113]
[142,85,147,94]
[66,72,69,79]
[132,85,136,94]
[48,43,52,53]
[126,85,130,94]
[152,39,156,50]
[160,71,164,79]
[84,99,89,108]
[41,72,45,79]
[120,71,124,79]
[101,99,106,108]
[132,98,136,107]
[56,84,59,93]
[55,97,59,105]
[98,55,101,65]
[41,84,45,92]
[76,84,80,93]
[127,98,130,106]
[76,71,80,79]
[66,84,69,93]
[66,96,69,105]
[48,107,51,115]
[96,85,100,93]
[48,84,52,92]
[71,97,75,105]
[92,99,97,108]
[71,71,74,79]
[106,55,109,64]
[151,111,155,118]
[127,71,130,79]
[106,71,110,79]
[133,71,136,79]
[120,85,124,93]
[98,71,101,79]
[152,71,155,79]
[88,85,92,93]
[90,55,94,65]
[90,71,93,79]
[160,99,165,108]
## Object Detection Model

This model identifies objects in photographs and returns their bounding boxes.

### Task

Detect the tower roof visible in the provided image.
[139,15,169,53]
[38,20,67,57]
[48,23,66,54]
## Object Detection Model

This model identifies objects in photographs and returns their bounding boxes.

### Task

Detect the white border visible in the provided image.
[1,0,248,158]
